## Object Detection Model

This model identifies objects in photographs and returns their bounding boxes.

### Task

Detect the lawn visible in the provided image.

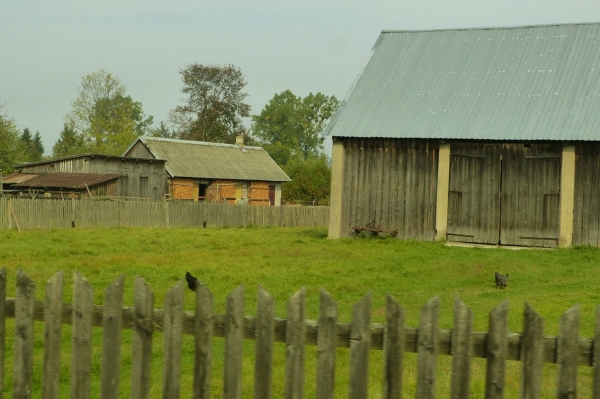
[1,226,599,398]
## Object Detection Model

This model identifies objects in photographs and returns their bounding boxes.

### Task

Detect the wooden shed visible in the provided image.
[6,172,121,199]
[325,23,600,248]
[12,154,166,201]
[123,137,291,205]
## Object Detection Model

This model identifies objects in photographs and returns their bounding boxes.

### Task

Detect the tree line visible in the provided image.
[1,65,338,204]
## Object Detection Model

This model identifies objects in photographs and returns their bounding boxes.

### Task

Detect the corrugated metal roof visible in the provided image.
[13,153,165,169]
[325,23,600,141]
[14,173,121,189]
[135,137,291,182]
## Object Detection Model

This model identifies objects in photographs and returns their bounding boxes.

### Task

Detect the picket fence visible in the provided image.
[0,198,329,231]
[1,269,600,398]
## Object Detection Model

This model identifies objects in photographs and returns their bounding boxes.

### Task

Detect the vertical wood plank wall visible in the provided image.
[573,143,600,246]
[340,138,439,240]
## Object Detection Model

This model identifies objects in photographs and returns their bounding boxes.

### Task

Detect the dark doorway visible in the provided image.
[199,184,208,202]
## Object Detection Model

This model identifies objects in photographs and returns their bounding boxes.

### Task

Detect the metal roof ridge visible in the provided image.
[142,136,264,151]
[380,21,600,34]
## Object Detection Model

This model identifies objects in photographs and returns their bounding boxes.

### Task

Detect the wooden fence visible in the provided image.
[0,198,329,231]
[1,269,599,398]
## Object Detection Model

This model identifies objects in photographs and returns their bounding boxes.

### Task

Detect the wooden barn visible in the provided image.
[325,23,600,248]
[4,172,121,199]
[9,154,166,201]
[123,136,291,205]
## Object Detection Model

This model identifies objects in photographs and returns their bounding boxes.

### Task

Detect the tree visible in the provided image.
[20,128,44,161]
[32,132,44,160]
[251,90,339,165]
[149,121,176,139]
[0,107,27,174]
[63,70,153,155]
[52,123,86,157]
[282,155,331,205]
[169,64,251,143]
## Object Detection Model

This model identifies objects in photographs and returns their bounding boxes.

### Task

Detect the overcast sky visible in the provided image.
[2,0,600,156]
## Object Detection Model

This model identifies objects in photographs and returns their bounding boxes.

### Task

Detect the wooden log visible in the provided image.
[557,305,580,399]
[285,287,306,399]
[162,281,184,399]
[0,267,5,399]
[14,269,35,399]
[382,295,404,399]
[224,285,245,399]
[194,283,213,399]
[594,305,600,399]
[349,293,372,399]
[416,296,439,399]
[317,288,337,399]
[101,275,125,399]
[451,297,472,399]
[521,303,544,399]
[42,272,64,399]
[71,272,93,399]
[254,287,274,399]
[131,277,154,399]
[485,299,509,399]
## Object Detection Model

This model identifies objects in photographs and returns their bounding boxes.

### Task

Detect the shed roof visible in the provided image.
[325,23,600,141]
[13,173,121,189]
[13,153,165,169]
[2,173,39,185]
[126,137,291,182]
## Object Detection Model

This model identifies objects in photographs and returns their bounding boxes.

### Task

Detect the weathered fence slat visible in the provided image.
[594,305,600,399]
[451,297,473,399]
[194,283,214,399]
[285,287,307,399]
[557,305,580,399]
[131,277,154,399]
[349,292,372,399]
[70,272,93,399]
[317,288,337,399]
[0,267,5,399]
[101,275,125,399]
[254,287,274,399]
[485,299,509,399]
[382,295,404,399]
[416,296,440,399]
[224,285,245,399]
[521,303,544,399]
[42,272,64,399]
[162,281,184,399]
[14,269,35,399]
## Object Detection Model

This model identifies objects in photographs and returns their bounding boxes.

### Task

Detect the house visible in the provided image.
[9,154,166,200]
[325,23,600,248]
[123,136,291,205]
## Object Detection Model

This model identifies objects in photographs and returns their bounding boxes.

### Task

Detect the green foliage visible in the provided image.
[52,123,87,157]
[251,90,339,164]
[148,121,176,139]
[282,155,331,204]
[20,128,44,161]
[169,63,250,144]
[0,107,27,173]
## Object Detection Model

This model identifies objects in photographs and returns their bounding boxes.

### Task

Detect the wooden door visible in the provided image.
[500,143,561,247]
[447,143,501,244]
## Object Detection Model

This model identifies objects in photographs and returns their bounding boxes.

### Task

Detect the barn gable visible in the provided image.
[326,23,600,247]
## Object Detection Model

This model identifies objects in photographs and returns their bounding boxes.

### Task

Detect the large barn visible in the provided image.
[325,23,600,248]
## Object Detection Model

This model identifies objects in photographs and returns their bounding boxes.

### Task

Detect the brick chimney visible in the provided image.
[236,135,245,148]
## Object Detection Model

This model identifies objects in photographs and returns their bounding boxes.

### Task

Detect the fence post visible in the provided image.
[521,302,544,399]
[285,287,306,399]
[382,295,404,399]
[557,305,580,398]
[162,281,184,399]
[132,276,154,399]
[451,297,473,399]
[14,269,35,399]
[0,268,5,399]
[101,275,125,399]
[224,284,245,399]
[594,305,600,399]
[194,283,214,399]
[349,293,372,399]
[416,296,440,399]
[71,272,93,399]
[42,272,64,399]
[164,201,170,229]
[317,288,337,399]
[485,300,509,399]
[254,287,274,399]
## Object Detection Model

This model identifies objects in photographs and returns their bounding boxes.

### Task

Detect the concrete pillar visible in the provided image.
[435,143,451,241]
[328,138,344,239]
[559,145,576,248]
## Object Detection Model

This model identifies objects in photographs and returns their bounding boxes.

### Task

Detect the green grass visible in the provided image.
[1,227,600,398]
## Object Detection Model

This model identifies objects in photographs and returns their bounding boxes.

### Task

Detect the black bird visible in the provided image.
[495,272,508,289]
[186,272,199,291]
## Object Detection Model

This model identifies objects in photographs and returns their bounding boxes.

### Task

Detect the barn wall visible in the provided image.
[340,138,439,240]
[124,142,154,159]
[573,143,600,246]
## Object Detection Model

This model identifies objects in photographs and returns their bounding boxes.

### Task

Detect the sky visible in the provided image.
[2,0,600,157]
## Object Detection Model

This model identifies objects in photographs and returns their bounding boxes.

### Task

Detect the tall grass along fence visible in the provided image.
[0,197,329,231]
[1,270,599,399]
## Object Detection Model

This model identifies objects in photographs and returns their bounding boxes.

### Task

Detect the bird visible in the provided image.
[185,272,199,291]
[495,272,508,289]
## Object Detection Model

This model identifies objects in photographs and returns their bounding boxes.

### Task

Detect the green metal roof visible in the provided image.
[325,23,600,141]
[134,137,291,182]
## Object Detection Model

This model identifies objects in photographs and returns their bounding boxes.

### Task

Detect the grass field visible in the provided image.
[1,226,600,398]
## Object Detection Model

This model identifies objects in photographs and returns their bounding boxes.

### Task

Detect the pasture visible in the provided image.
[1,226,599,398]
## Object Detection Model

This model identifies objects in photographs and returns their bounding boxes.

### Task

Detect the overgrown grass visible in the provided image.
[1,227,599,398]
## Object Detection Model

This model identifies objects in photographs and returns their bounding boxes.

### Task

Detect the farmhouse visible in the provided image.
[123,136,291,205]
[325,23,600,248]
[8,154,166,201]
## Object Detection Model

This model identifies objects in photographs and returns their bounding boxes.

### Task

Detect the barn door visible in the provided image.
[499,143,561,247]
[446,143,501,244]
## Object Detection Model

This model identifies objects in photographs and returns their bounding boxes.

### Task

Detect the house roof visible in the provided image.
[13,173,121,189]
[324,23,600,141]
[125,137,291,182]
[2,173,39,185]
[13,153,165,169]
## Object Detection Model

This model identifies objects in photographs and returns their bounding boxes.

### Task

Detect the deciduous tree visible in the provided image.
[282,155,331,205]
[0,107,27,174]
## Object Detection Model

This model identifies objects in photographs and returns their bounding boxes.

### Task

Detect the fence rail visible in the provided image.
[1,269,599,398]
[0,197,329,231]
